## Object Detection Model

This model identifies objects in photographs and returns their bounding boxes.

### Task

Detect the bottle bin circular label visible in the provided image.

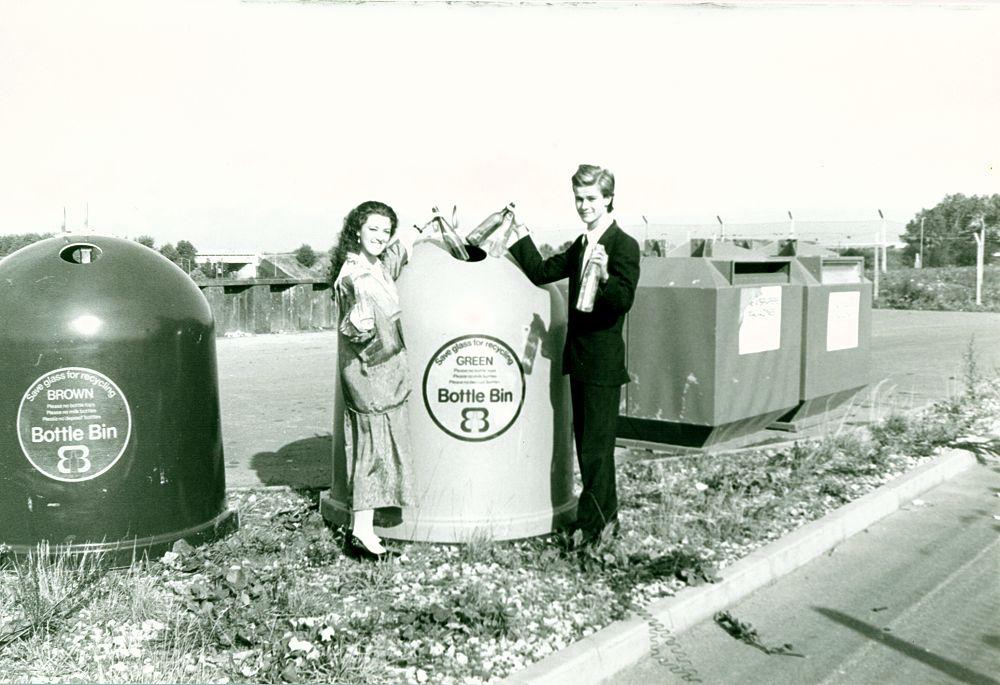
[16,367,132,482]
[422,334,526,442]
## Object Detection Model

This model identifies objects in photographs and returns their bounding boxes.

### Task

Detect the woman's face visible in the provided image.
[359,213,393,259]
[574,183,612,226]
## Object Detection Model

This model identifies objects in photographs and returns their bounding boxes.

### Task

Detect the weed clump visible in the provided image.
[874,265,1000,312]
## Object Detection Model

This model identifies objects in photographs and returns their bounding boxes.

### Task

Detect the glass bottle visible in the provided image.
[432,207,470,261]
[575,257,601,312]
[466,203,515,246]
[487,208,517,258]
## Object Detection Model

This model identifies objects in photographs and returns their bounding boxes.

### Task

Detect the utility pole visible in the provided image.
[918,216,925,269]
[716,215,724,240]
[871,229,879,303]
[787,210,795,238]
[974,215,986,306]
[878,209,887,273]
[642,215,649,250]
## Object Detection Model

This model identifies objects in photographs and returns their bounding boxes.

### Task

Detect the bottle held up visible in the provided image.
[466,202,515,247]
[487,206,518,258]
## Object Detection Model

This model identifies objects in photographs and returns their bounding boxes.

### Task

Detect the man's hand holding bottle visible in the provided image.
[590,245,609,282]
[512,217,529,242]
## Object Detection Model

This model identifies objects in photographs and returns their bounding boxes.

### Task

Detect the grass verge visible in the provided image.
[872,265,1000,312]
[2,373,997,684]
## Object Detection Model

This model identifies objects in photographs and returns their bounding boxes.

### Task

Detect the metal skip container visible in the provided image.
[619,242,803,448]
[0,235,237,559]
[320,240,575,542]
[754,240,872,424]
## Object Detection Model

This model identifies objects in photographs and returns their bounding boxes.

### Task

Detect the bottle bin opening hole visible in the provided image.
[60,244,103,265]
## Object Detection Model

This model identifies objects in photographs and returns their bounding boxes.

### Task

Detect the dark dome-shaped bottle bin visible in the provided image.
[0,235,237,561]
[320,240,575,542]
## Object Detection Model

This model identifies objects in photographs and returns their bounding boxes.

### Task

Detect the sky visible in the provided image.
[1,0,997,253]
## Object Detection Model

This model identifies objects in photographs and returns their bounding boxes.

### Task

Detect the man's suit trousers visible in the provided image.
[570,378,621,537]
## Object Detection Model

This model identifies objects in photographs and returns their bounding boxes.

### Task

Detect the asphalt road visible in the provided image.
[862,309,1000,412]
[216,309,1000,488]
[609,460,1000,685]
[216,331,337,488]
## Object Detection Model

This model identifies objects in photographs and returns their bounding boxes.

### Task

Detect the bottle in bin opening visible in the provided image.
[575,256,601,312]
[487,208,517,258]
[432,207,470,261]
[466,203,515,246]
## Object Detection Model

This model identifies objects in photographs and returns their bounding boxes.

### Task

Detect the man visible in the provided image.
[508,164,640,547]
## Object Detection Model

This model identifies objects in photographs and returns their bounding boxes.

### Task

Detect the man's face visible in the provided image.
[359,213,393,258]
[574,183,612,225]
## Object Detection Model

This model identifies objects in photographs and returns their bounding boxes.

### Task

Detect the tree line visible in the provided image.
[0,233,324,277]
[900,194,998,267]
[2,194,995,270]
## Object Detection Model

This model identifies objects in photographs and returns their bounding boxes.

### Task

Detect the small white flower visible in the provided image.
[695,482,709,492]
[141,618,165,634]
[287,637,315,653]
[416,668,429,683]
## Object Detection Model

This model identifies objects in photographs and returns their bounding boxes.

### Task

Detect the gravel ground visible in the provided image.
[216,310,1000,488]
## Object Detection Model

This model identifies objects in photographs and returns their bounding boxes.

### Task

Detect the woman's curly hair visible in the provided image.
[328,200,399,285]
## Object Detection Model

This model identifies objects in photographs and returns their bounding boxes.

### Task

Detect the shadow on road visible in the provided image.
[250,434,332,489]
[813,607,1000,685]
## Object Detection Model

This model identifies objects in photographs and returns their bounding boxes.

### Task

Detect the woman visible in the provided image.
[331,200,421,561]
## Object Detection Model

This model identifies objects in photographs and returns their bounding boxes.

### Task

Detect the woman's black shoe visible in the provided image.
[344,535,389,562]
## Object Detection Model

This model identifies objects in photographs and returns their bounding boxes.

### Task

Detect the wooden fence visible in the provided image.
[198,278,335,336]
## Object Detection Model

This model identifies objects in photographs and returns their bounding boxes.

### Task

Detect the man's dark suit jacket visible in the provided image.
[509,221,640,386]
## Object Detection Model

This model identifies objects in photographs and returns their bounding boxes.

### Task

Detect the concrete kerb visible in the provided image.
[501,447,977,685]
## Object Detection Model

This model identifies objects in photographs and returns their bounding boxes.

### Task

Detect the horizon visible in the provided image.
[1,1,997,253]
[38,214,910,257]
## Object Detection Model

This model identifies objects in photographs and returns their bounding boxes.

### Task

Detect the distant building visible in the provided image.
[193,251,333,281]
[258,253,331,280]
[194,253,260,279]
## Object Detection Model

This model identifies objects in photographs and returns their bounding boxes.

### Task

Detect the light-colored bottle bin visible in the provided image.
[0,235,237,564]
[752,239,872,424]
[320,241,575,542]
